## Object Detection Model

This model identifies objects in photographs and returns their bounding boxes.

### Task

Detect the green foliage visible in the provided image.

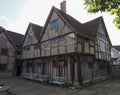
[84,0,120,29]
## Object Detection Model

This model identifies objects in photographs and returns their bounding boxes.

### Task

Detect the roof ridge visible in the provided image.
[113,45,120,51]
[30,22,43,27]
[6,30,24,36]
[84,16,103,24]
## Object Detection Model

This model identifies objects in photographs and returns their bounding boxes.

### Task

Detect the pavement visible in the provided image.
[0,77,120,95]
[0,77,75,95]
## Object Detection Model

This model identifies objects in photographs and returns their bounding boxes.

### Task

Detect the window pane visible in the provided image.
[100,40,106,52]
[1,48,8,55]
[50,19,58,30]
[28,32,33,40]
[51,36,65,44]
[0,64,7,71]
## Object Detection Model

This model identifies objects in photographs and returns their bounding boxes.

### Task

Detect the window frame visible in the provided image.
[51,36,65,44]
[34,44,39,49]
[100,40,106,53]
[27,31,33,43]
[0,64,7,71]
[52,58,67,68]
[1,48,8,55]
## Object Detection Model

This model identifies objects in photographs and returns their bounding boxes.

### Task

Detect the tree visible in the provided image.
[84,0,120,29]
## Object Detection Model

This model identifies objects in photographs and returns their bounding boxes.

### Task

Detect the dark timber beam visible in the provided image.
[77,54,83,86]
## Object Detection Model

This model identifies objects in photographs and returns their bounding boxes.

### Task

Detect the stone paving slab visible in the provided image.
[0,77,75,95]
[0,77,120,95]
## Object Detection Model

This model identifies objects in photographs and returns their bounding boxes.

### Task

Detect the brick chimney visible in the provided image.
[60,0,66,13]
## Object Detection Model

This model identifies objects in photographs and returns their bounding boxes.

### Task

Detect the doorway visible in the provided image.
[16,64,22,76]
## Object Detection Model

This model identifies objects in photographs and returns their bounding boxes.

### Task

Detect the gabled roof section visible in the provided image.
[40,6,90,40]
[84,16,101,38]
[0,26,24,51]
[84,16,112,45]
[23,23,43,45]
[99,17,112,46]
[40,6,111,42]
[0,28,24,51]
[113,45,120,51]
[30,23,43,40]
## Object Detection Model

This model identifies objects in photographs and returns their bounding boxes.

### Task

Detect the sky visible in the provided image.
[0,0,120,45]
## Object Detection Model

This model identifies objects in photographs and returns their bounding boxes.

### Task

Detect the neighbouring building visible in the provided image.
[111,46,120,65]
[0,27,24,77]
[21,1,111,86]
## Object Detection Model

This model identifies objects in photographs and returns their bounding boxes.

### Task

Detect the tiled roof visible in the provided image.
[0,28,24,51]
[113,45,120,51]
[30,23,43,40]
[0,26,4,33]
[83,16,102,37]
[6,30,24,46]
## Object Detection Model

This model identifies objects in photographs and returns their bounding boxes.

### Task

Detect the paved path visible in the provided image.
[0,77,120,95]
[0,77,75,95]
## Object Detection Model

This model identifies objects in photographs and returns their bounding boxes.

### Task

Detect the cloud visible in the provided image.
[0,16,12,27]
[0,16,16,32]
[0,16,21,34]
[0,0,66,34]
[0,16,10,22]
[5,0,54,34]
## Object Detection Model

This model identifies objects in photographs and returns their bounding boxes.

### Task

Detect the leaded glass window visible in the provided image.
[50,19,58,30]
[100,40,106,52]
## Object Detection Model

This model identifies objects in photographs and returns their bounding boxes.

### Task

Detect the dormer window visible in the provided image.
[50,19,58,30]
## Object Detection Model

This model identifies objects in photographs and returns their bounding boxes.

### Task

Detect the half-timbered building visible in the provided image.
[21,1,111,86]
[22,23,43,74]
[111,45,120,65]
[0,27,24,77]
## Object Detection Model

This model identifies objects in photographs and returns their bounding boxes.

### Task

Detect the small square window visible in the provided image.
[1,48,8,55]
[34,44,39,49]
[0,64,7,71]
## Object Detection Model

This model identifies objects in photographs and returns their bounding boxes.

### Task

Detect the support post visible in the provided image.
[77,54,83,86]
[70,56,75,85]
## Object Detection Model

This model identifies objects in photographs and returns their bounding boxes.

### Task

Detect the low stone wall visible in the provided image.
[0,71,12,78]
[111,65,120,78]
